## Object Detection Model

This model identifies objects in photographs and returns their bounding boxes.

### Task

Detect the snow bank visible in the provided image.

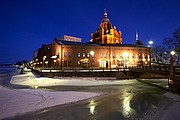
[0,86,99,119]
[10,72,136,87]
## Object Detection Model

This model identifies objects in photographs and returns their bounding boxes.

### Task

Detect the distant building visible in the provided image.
[33,10,151,69]
[59,35,82,42]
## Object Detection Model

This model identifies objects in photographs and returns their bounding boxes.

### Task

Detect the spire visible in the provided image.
[104,8,108,18]
[135,32,143,45]
[101,9,110,23]
[136,32,139,41]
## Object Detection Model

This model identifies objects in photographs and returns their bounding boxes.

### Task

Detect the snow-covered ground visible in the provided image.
[0,86,99,119]
[10,72,136,87]
[1,71,137,119]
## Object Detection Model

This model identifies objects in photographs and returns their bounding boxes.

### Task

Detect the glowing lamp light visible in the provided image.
[43,56,47,60]
[170,51,175,55]
[51,55,57,59]
[123,52,128,58]
[149,40,153,45]
[90,51,94,56]
[45,61,48,64]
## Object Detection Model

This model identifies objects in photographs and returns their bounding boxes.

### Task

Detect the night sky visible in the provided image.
[1,0,180,64]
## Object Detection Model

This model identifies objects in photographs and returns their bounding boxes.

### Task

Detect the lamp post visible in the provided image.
[90,51,94,71]
[43,56,47,68]
[170,51,175,75]
[148,40,153,69]
[51,55,57,68]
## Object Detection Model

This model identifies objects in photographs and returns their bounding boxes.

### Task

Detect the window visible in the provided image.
[83,53,85,57]
[104,53,107,58]
[87,53,90,57]
[68,52,71,57]
[68,61,71,67]
[64,52,67,57]
[111,53,115,58]
[120,54,123,58]
[132,54,135,58]
[47,47,50,51]
[64,61,67,67]
[78,53,80,57]
[58,52,60,58]
[100,53,103,58]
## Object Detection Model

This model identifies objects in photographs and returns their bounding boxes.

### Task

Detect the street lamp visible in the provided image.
[90,51,94,70]
[149,40,153,45]
[170,51,175,75]
[90,51,94,57]
[51,55,57,68]
[170,51,175,56]
[147,40,153,47]
[43,56,47,68]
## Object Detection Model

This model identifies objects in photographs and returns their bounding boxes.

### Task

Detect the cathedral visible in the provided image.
[90,9,122,44]
[33,10,150,69]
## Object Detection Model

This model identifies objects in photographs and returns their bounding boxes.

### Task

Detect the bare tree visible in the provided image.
[151,45,166,62]
[163,29,180,64]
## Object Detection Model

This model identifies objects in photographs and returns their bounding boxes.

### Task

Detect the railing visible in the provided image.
[31,63,180,75]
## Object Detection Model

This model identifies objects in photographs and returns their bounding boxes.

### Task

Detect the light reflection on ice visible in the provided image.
[89,99,96,115]
[121,90,136,118]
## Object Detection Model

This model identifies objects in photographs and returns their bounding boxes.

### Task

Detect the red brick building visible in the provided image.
[33,10,151,69]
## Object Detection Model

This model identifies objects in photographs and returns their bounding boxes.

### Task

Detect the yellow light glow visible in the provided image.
[31,86,38,89]
[122,92,135,118]
[89,100,96,115]
[45,61,48,64]
[136,58,138,61]
[51,55,57,59]
[171,51,175,55]
[90,51,94,56]
[142,57,146,61]
[54,60,56,62]
[123,52,128,58]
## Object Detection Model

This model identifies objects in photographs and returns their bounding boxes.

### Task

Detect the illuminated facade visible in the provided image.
[90,9,122,44]
[33,11,151,69]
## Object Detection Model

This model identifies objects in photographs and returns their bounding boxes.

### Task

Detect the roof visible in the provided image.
[55,40,150,48]
[56,40,100,46]
[100,44,149,48]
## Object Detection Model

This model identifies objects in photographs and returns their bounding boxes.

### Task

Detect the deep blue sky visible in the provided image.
[1,0,180,64]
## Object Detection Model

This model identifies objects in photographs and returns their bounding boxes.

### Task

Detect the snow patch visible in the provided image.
[10,72,137,87]
[0,86,99,119]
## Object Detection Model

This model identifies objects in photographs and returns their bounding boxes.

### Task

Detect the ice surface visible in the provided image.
[0,86,99,119]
